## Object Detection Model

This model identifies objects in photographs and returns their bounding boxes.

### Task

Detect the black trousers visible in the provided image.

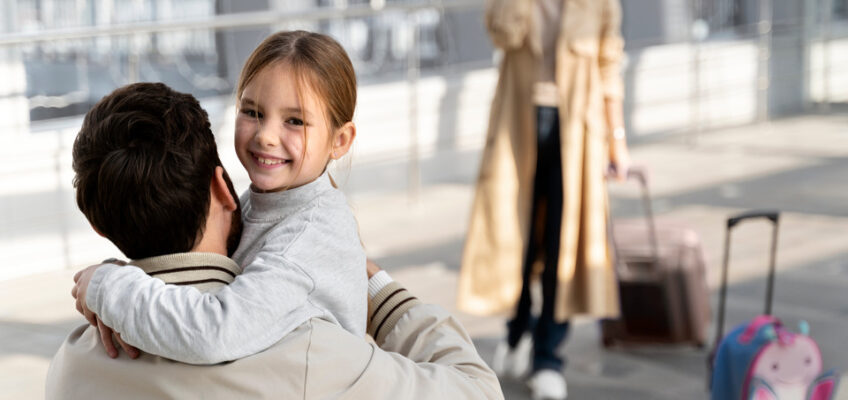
[506,106,570,372]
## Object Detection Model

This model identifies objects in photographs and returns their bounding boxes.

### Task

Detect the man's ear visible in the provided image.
[211,166,237,212]
[330,121,356,160]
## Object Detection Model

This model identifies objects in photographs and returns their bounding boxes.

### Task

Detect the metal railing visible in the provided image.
[0,0,481,46]
[3,0,844,128]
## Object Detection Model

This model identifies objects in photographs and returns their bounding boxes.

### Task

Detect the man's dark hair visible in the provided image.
[72,82,241,260]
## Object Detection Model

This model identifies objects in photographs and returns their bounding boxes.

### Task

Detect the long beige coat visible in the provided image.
[458,0,625,321]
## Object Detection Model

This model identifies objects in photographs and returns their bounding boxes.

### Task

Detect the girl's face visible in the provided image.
[235,62,333,192]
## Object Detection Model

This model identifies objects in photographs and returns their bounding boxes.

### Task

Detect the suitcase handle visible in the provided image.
[717,209,780,328]
[609,166,660,263]
[625,166,649,188]
[709,209,780,388]
[727,210,779,229]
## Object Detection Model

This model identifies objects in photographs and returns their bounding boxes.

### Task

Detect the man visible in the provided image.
[46,82,503,399]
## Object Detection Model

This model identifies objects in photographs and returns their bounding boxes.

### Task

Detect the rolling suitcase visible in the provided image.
[601,167,711,347]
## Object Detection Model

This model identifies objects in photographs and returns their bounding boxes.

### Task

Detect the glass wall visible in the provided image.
[5,0,492,122]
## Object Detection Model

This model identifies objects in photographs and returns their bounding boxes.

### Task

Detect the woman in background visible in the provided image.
[458,0,630,398]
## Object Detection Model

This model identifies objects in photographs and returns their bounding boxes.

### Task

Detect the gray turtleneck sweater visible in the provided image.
[86,172,367,365]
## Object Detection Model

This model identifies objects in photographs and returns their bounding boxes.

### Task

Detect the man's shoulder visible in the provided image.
[306,317,373,356]
[46,321,343,400]
[299,318,377,396]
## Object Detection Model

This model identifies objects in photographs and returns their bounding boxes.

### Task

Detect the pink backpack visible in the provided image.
[711,315,839,400]
[709,212,841,400]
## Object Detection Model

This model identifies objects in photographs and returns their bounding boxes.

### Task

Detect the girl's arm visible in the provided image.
[84,243,315,365]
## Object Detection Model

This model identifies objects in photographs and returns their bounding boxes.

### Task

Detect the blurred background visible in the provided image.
[1,0,847,398]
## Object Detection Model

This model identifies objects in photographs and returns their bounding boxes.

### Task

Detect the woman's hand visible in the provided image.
[604,96,629,181]
[608,136,631,181]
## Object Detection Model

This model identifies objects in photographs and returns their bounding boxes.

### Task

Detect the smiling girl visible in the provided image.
[76,31,373,364]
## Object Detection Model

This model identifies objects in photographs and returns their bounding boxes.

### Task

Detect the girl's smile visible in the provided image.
[249,151,292,169]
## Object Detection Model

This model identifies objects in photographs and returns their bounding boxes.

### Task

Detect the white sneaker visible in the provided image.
[528,369,568,400]
[490,335,532,379]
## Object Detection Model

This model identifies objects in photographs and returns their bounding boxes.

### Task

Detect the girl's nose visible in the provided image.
[254,122,278,148]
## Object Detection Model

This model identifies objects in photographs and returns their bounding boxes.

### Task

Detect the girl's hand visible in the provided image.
[72,264,103,327]
[95,319,140,360]
[366,259,382,279]
[71,259,140,359]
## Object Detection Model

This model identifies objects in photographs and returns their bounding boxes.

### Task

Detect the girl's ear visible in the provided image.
[331,121,356,160]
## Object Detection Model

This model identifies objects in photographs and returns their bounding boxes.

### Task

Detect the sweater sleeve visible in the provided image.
[351,282,504,399]
[87,241,316,365]
[599,0,625,100]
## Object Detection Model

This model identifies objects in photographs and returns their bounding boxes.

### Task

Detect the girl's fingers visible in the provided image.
[75,298,84,316]
[97,319,118,358]
[115,333,140,359]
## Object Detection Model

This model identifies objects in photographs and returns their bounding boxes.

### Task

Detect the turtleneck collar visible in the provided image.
[242,171,334,223]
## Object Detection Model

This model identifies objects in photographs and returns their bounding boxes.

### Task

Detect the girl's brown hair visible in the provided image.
[236,30,357,134]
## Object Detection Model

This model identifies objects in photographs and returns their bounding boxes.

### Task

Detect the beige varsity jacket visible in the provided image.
[46,254,502,399]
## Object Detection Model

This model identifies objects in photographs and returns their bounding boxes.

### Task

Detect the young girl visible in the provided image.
[80,31,369,364]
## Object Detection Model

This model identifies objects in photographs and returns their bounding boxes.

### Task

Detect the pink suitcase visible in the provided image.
[601,168,711,348]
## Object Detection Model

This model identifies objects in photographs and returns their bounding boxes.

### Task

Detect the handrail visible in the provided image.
[0,0,482,47]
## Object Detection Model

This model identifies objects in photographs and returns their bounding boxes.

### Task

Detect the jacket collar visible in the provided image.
[131,252,241,292]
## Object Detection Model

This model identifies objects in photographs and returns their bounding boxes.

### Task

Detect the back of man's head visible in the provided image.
[73,82,232,260]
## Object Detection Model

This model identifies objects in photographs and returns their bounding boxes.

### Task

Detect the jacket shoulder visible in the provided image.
[303,318,374,397]
[48,323,317,400]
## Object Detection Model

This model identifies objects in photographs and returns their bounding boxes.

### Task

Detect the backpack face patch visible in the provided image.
[749,326,823,399]
[752,335,822,387]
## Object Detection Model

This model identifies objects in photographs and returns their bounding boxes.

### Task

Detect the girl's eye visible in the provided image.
[285,118,305,126]
[241,109,260,119]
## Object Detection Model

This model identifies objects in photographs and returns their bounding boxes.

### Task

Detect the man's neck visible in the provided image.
[191,220,229,255]
[191,241,228,256]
